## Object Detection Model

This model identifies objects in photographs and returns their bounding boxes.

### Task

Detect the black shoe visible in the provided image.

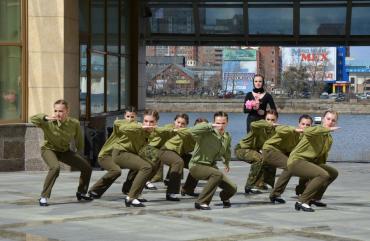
[270,196,286,204]
[222,200,231,208]
[309,200,327,207]
[295,202,314,212]
[39,198,49,207]
[88,191,101,199]
[194,203,211,210]
[125,198,145,207]
[137,198,148,202]
[76,192,93,201]
[166,194,180,201]
[181,189,199,197]
[245,187,262,194]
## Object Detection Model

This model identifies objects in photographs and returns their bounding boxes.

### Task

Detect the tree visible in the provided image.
[282,66,309,98]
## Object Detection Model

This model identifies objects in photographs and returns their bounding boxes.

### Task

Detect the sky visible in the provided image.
[347,46,370,66]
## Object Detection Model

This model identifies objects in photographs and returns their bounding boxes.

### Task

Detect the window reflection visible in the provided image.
[107,56,119,111]
[0,46,21,120]
[351,7,370,35]
[300,7,346,35]
[199,7,243,34]
[90,54,105,114]
[91,0,105,51]
[107,0,119,53]
[120,57,126,109]
[80,45,87,116]
[249,8,293,35]
[0,0,21,42]
[150,7,194,34]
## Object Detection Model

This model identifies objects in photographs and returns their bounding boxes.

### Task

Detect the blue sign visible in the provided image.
[222,61,256,93]
[346,66,370,73]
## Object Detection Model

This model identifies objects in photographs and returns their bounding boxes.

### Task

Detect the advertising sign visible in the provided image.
[222,49,257,93]
[282,47,337,82]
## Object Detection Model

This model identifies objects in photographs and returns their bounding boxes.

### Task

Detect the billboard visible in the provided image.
[222,49,257,93]
[282,47,337,82]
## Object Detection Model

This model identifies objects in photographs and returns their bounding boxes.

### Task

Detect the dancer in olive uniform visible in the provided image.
[189,112,237,210]
[262,114,313,204]
[235,110,278,194]
[112,110,161,207]
[31,99,92,206]
[158,117,208,201]
[141,114,189,192]
[88,107,138,199]
[288,110,340,212]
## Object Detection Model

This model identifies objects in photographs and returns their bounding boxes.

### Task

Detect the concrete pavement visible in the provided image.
[0,161,369,241]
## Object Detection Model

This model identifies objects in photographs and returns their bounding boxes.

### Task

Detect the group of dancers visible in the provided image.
[31,97,340,212]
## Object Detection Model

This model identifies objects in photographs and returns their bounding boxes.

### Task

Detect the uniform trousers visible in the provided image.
[235,147,276,189]
[89,156,121,196]
[41,149,92,198]
[288,160,338,203]
[190,164,237,205]
[113,149,153,199]
[158,150,198,194]
[262,149,292,198]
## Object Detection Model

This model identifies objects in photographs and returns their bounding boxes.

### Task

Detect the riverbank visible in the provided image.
[146,97,370,114]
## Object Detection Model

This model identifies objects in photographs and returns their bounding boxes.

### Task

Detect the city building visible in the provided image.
[258,46,281,89]
[147,64,196,95]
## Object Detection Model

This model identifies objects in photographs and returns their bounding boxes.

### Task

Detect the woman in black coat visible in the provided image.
[243,74,277,133]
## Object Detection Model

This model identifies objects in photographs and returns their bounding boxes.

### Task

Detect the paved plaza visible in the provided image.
[0,161,369,241]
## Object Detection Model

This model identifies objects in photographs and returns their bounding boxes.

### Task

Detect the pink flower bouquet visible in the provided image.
[245,100,257,110]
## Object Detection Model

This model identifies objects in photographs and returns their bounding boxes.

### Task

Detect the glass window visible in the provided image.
[199,7,243,34]
[80,45,87,116]
[79,0,89,34]
[107,0,119,53]
[0,0,21,42]
[150,7,194,34]
[90,53,105,114]
[351,7,370,35]
[300,7,346,35]
[249,7,293,35]
[91,0,105,51]
[0,46,21,120]
[120,57,127,109]
[107,55,119,111]
[120,0,126,54]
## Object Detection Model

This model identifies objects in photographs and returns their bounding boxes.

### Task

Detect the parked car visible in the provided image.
[357,94,367,100]
[320,92,329,99]
[329,93,338,99]
[299,91,311,98]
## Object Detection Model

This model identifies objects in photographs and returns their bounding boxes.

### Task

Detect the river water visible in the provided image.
[157,112,370,162]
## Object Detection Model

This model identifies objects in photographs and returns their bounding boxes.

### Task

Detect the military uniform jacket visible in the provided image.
[148,123,177,149]
[262,125,302,155]
[112,121,151,154]
[31,113,83,152]
[287,126,333,167]
[98,119,131,158]
[236,120,275,151]
[163,128,195,156]
[189,123,232,169]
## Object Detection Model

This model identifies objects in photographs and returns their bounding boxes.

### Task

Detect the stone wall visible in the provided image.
[0,124,70,171]
[146,97,370,114]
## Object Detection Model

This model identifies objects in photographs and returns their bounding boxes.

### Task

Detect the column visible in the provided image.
[28,0,79,118]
